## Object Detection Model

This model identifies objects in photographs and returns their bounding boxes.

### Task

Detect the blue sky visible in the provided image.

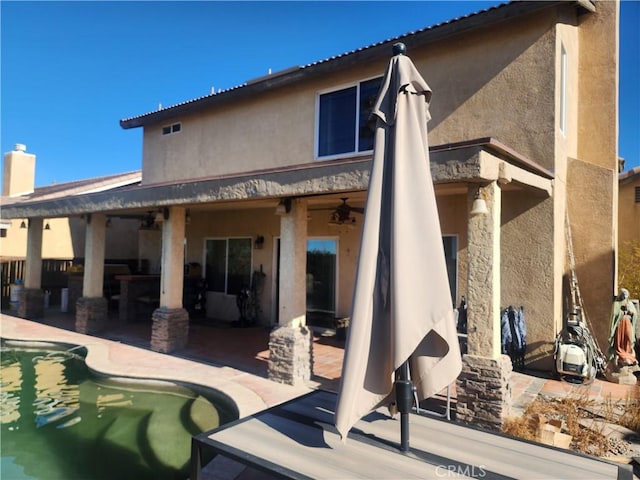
[1,1,638,187]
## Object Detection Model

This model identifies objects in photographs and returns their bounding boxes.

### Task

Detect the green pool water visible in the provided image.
[0,340,237,480]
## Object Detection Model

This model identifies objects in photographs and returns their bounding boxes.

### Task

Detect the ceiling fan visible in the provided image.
[326,198,365,226]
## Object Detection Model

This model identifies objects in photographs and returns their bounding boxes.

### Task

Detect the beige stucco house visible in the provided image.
[1,1,620,427]
[618,166,640,299]
[619,166,640,247]
[0,144,142,304]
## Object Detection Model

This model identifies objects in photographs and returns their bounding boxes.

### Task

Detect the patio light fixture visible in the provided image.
[470,192,488,216]
[275,198,291,215]
[154,208,170,223]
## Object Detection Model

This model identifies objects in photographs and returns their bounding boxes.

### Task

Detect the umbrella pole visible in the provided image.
[395,360,413,452]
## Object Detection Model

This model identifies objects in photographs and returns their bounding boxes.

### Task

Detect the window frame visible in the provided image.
[315,76,382,161]
[442,234,459,305]
[203,236,253,295]
[560,43,567,135]
[162,123,182,136]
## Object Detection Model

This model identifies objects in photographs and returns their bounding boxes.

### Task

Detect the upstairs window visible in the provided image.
[317,77,382,158]
[162,123,181,135]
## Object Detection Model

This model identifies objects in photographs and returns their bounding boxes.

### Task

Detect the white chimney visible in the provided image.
[3,143,36,197]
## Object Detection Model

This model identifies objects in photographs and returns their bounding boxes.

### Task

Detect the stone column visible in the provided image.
[268,198,313,386]
[151,207,189,353]
[76,213,108,334]
[18,218,44,319]
[456,182,512,430]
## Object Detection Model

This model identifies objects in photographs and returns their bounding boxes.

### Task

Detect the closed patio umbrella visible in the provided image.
[335,43,462,451]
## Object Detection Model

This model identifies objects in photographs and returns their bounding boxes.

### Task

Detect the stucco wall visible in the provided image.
[577,1,619,171]
[436,192,468,304]
[561,0,620,355]
[141,7,561,184]
[1,217,79,260]
[0,217,140,262]
[567,159,616,354]
[424,9,557,168]
[501,190,555,368]
[618,176,640,247]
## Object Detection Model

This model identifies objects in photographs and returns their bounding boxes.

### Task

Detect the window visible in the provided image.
[635,186,640,204]
[317,77,382,157]
[442,235,458,304]
[560,44,567,134]
[162,123,181,135]
[205,238,252,295]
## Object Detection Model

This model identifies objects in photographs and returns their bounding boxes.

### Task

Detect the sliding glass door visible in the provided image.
[306,238,337,328]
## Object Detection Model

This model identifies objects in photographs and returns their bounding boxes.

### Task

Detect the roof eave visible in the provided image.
[120,0,577,130]
[0,138,553,219]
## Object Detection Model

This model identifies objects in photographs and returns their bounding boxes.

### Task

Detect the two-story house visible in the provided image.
[1,1,620,424]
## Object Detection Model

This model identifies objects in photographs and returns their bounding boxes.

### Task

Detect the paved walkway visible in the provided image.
[1,309,637,417]
[0,312,312,417]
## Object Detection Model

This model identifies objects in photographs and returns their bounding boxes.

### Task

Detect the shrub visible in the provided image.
[618,241,640,300]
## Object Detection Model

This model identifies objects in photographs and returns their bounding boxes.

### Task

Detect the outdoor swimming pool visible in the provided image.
[0,340,238,480]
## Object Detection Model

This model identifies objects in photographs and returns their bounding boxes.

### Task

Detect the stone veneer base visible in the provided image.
[268,326,313,386]
[150,307,189,354]
[75,297,108,334]
[17,288,44,320]
[455,354,513,431]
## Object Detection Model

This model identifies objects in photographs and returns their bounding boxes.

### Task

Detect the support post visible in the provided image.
[457,182,512,430]
[151,206,189,353]
[18,218,44,319]
[76,213,108,333]
[268,198,312,385]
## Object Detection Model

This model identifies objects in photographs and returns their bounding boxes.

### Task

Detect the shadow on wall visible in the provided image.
[425,15,553,166]
[525,341,556,372]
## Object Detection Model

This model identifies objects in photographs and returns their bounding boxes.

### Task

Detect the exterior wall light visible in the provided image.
[275,198,292,215]
[470,193,489,216]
